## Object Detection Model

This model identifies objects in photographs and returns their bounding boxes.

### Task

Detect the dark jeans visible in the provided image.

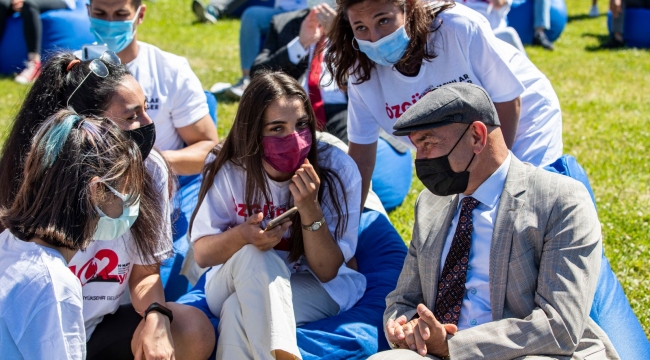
[612,0,650,34]
[86,304,143,360]
[208,0,248,16]
[0,0,67,54]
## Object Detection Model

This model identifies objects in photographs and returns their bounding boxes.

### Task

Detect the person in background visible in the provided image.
[459,0,526,53]
[326,0,562,209]
[0,0,74,83]
[532,0,555,50]
[0,109,149,360]
[190,72,365,359]
[197,0,307,99]
[88,0,218,175]
[190,0,246,22]
[601,0,650,48]
[370,83,618,360]
[590,0,599,16]
[0,52,215,360]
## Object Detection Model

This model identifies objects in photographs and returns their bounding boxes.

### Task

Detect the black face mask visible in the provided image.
[124,122,156,160]
[415,125,476,196]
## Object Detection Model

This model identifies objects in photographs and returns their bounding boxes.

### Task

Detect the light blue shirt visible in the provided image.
[439,153,511,330]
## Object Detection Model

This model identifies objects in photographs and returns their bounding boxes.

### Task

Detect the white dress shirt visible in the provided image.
[287,37,348,105]
[439,152,512,330]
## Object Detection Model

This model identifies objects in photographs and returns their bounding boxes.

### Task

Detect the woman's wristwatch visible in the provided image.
[144,302,173,323]
[302,216,326,231]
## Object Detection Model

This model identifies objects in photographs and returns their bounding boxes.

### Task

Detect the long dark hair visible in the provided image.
[1,110,148,253]
[325,0,454,90]
[0,52,170,264]
[190,72,348,262]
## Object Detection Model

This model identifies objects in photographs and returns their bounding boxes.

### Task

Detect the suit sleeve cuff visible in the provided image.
[287,36,308,65]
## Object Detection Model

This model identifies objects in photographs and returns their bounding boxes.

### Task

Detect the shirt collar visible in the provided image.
[460,152,511,209]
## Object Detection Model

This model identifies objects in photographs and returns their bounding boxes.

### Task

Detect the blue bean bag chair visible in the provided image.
[607,9,650,48]
[0,0,94,75]
[371,138,413,212]
[161,91,217,301]
[176,209,408,359]
[544,155,650,360]
[506,0,568,44]
[231,0,274,18]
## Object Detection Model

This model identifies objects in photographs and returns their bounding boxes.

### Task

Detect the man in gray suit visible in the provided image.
[369,83,618,360]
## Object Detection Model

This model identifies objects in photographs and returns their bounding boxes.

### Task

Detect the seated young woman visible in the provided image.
[0,52,214,360]
[190,71,366,360]
[0,109,149,359]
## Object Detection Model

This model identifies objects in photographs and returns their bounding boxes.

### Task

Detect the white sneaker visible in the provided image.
[192,0,217,24]
[210,82,231,94]
[225,77,250,100]
[589,5,599,17]
[15,59,41,85]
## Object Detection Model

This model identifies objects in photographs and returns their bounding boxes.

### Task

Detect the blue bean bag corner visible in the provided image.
[176,209,408,359]
[371,138,413,212]
[607,9,650,48]
[230,0,274,18]
[161,91,217,301]
[507,0,568,44]
[0,0,94,75]
[544,154,650,359]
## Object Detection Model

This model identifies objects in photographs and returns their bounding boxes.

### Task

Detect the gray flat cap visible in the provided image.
[392,82,500,136]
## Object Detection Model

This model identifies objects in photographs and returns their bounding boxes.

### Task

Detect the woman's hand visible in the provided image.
[134,312,175,360]
[237,212,291,251]
[290,159,323,223]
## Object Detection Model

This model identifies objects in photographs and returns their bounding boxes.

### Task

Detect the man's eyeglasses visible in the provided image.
[66,50,122,108]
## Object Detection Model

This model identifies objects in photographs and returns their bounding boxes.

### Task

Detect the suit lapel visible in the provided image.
[490,157,527,320]
[421,194,459,307]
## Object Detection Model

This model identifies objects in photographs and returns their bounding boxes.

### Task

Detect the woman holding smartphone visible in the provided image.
[190,71,365,360]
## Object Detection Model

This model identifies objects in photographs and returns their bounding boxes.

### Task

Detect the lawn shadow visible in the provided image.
[214,92,239,105]
[582,33,650,52]
[568,13,606,23]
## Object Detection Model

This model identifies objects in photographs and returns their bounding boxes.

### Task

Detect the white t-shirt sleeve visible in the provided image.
[464,15,524,103]
[320,146,362,262]
[346,80,381,145]
[190,166,235,243]
[17,299,86,360]
[170,59,209,129]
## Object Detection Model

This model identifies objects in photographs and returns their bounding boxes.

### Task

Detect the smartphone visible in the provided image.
[264,207,298,231]
[82,44,109,61]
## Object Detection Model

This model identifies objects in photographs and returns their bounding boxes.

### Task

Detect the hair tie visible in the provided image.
[66,59,81,72]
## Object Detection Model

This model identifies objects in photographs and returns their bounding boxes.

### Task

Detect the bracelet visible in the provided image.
[144,302,173,324]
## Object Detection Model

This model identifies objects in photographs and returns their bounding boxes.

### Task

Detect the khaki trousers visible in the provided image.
[205,244,339,360]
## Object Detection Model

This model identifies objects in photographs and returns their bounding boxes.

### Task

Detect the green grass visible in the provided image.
[0,0,648,335]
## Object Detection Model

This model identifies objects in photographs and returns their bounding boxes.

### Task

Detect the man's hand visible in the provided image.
[411,304,458,357]
[238,212,292,251]
[11,0,24,11]
[299,9,324,49]
[313,3,337,34]
[134,312,175,360]
[610,0,622,17]
[386,315,409,348]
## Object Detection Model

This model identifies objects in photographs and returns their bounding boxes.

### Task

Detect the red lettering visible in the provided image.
[237,204,247,217]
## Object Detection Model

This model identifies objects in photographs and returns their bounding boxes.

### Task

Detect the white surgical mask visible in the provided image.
[93,183,140,241]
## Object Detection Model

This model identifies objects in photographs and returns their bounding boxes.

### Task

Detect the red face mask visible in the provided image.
[262,128,313,173]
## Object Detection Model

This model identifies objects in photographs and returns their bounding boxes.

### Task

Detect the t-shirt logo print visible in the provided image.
[68,249,130,286]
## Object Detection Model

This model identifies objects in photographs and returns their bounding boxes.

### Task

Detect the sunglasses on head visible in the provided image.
[66,50,122,108]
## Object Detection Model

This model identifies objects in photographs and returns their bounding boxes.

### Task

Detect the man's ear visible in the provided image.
[137,4,146,25]
[470,121,488,153]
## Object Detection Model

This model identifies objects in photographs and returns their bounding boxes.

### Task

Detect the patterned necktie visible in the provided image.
[434,196,480,325]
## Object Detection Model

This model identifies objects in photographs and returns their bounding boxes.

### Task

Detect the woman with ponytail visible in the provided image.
[0,109,146,359]
[190,72,365,360]
[0,52,214,360]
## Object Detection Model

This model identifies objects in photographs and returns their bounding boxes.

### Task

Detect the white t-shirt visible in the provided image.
[68,151,174,340]
[127,42,209,152]
[347,4,561,167]
[460,0,512,30]
[191,142,366,311]
[0,230,85,360]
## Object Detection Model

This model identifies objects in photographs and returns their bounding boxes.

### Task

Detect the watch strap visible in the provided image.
[144,302,173,323]
[302,216,326,231]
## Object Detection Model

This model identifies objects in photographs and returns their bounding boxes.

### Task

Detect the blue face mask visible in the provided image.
[93,183,140,241]
[355,25,410,66]
[89,6,141,54]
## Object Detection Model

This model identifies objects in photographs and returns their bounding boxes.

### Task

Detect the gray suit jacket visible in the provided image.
[384,157,619,359]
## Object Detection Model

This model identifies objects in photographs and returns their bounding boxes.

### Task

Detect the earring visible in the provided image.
[351,38,359,51]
